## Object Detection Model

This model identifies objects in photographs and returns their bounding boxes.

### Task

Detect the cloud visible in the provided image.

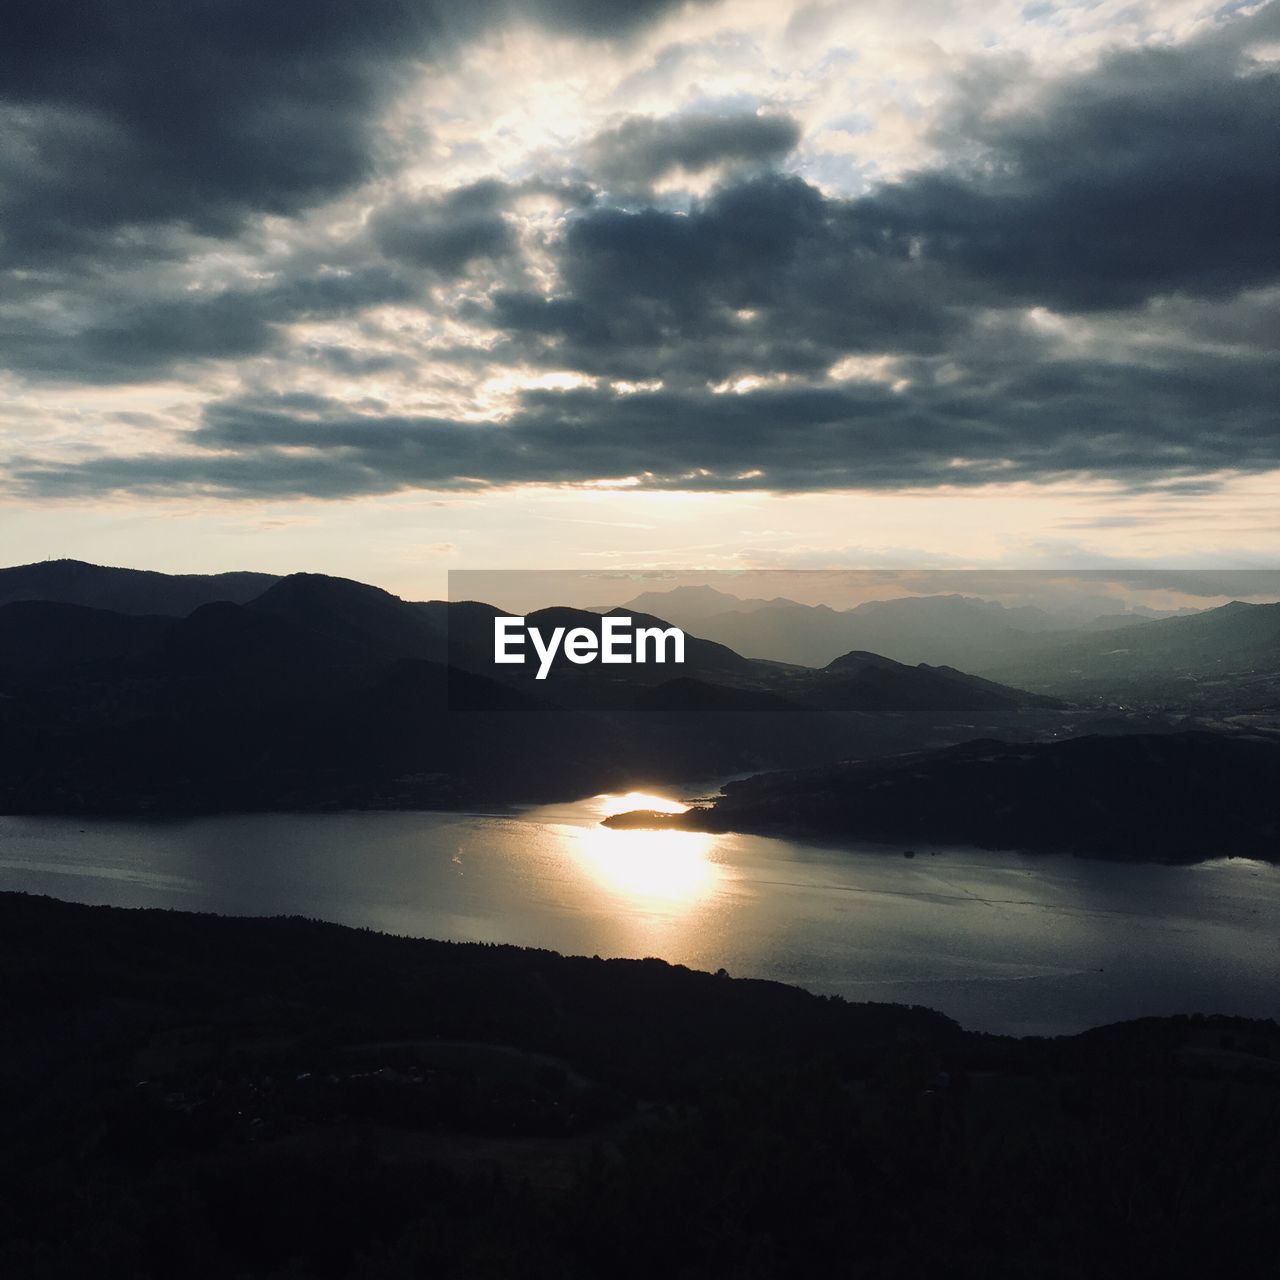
[491,7,1280,388]
[2,262,423,382]
[370,177,593,276]
[491,172,965,385]
[12,324,1278,499]
[588,111,802,188]
[371,181,517,276]
[849,5,1280,309]
[2,2,1278,503]
[0,0,703,268]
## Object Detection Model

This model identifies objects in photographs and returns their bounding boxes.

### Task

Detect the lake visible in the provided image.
[1,788,1276,1036]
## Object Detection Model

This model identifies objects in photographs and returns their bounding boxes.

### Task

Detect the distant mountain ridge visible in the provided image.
[618,587,1202,670]
[0,559,279,616]
[978,600,1280,694]
[620,584,806,624]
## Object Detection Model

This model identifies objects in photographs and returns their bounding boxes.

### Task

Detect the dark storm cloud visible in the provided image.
[3,264,422,382]
[588,111,802,188]
[0,0,702,266]
[1,2,446,265]
[372,181,517,277]
[2,170,602,383]
[13,331,1279,498]
[847,6,1280,309]
[370,176,593,277]
[4,2,1280,499]
[491,173,967,384]
[1,170,600,382]
[488,6,1280,390]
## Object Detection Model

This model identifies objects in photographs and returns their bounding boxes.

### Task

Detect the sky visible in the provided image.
[2,0,1278,600]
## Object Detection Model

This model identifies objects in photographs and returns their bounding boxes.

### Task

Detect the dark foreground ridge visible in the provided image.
[2,892,1277,1277]
[607,730,1280,863]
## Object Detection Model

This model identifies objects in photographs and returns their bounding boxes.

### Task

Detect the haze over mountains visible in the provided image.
[613,582,1280,717]
[614,584,1203,670]
[980,600,1280,699]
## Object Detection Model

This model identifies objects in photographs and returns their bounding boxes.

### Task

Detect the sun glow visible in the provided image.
[567,792,725,910]
[592,790,689,819]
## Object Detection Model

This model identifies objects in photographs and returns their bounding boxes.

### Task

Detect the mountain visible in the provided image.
[692,600,858,667]
[620,584,804,626]
[978,600,1280,697]
[0,601,175,672]
[0,564,1134,817]
[620,586,1280,713]
[636,591,1077,668]
[617,587,1220,674]
[796,650,1065,716]
[1077,606,1199,631]
[0,559,278,615]
[614,730,1280,862]
[24,563,1254,814]
[247,572,443,661]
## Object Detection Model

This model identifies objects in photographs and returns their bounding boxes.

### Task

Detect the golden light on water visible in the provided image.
[567,791,725,910]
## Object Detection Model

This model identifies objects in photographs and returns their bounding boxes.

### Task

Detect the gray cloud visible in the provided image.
[0,0,702,269]
[3,3,1278,500]
[849,6,1280,310]
[372,181,518,277]
[12,326,1278,498]
[487,9,1280,391]
[2,264,422,382]
[588,111,802,188]
[491,173,967,385]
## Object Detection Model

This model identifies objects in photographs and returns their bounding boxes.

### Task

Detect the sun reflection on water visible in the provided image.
[567,791,725,910]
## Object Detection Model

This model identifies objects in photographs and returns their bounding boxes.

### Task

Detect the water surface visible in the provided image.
[1,790,1275,1036]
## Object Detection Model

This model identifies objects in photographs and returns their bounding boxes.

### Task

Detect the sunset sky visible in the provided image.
[2,0,1278,599]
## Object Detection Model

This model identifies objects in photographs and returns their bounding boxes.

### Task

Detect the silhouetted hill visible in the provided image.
[419,598,504,650]
[626,730,1280,862]
[1,892,1276,1279]
[0,559,278,615]
[0,601,175,672]
[160,599,370,677]
[804,649,1066,715]
[247,573,443,661]
[631,676,803,713]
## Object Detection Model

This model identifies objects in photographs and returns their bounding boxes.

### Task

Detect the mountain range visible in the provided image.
[0,560,1081,815]
[612,584,1199,669]
[6,559,1277,836]
[0,558,279,615]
